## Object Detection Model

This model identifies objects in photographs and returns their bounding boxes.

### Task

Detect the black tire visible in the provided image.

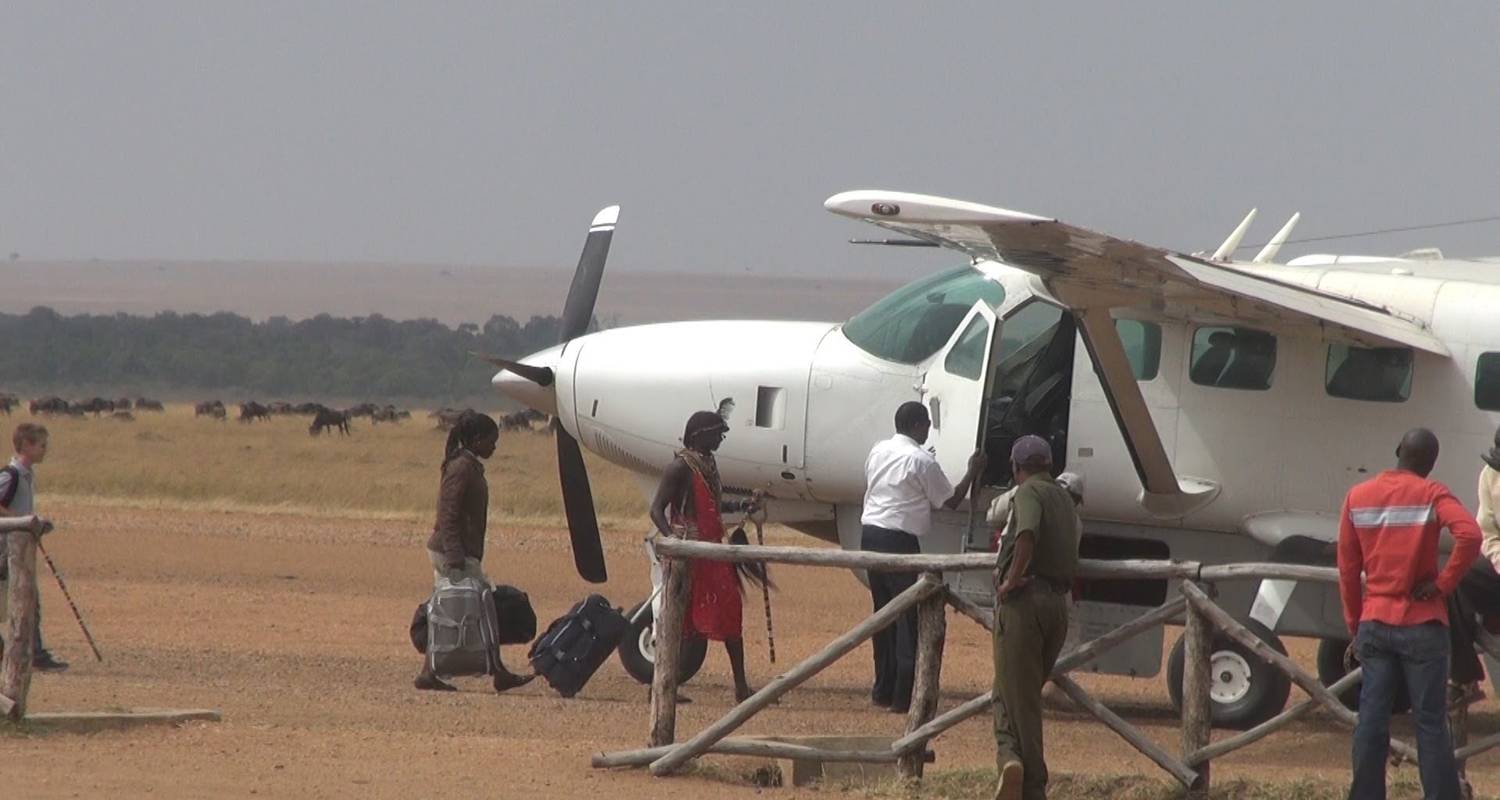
[1316,637,1411,714]
[617,600,709,686]
[1167,618,1293,730]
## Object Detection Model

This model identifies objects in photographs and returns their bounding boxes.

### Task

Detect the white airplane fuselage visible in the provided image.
[497,254,1500,650]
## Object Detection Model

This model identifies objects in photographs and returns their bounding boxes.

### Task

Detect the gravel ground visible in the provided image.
[5,503,1500,799]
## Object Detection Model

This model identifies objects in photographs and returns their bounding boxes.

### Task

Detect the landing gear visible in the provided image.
[616,600,709,686]
[1167,618,1292,730]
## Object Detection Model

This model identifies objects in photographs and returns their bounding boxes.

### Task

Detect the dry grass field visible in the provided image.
[33,405,648,523]
[4,406,1500,798]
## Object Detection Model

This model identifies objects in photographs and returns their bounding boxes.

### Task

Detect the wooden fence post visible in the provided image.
[648,549,690,748]
[1180,581,1212,797]
[1,519,41,721]
[899,578,947,778]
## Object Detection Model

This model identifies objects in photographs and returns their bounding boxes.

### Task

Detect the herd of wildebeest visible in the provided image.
[0,392,553,437]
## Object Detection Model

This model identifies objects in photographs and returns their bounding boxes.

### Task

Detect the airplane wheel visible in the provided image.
[1316,637,1410,714]
[1167,619,1292,730]
[617,600,709,686]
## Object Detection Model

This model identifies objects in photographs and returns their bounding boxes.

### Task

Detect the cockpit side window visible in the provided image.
[842,266,1005,364]
[1326,344,1412,402]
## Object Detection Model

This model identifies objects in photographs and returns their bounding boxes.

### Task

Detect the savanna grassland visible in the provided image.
[5,407,1500,799]
[33,405,647,524]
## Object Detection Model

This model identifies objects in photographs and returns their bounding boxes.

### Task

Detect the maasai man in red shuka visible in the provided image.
[649,409,761,702]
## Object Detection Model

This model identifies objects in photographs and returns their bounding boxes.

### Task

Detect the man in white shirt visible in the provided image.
[861,401,984,712]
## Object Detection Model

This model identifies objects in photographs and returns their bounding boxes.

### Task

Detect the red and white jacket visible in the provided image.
[1337,469,1481,635]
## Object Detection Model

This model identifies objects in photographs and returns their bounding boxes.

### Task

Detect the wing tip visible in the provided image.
[823,189,1050,224]
[590,205,620,230]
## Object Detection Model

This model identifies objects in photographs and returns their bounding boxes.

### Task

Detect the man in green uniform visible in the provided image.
[993,435,1079,800]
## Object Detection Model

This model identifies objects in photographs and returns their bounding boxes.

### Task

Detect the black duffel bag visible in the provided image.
[410,584,537,653]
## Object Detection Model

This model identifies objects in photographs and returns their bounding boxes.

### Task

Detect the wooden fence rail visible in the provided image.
[594,538,1497,796]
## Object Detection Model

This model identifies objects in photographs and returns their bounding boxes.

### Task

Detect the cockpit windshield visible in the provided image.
[841,266,1005,364]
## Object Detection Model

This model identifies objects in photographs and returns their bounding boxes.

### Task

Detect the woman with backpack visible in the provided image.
[415,410,535,693]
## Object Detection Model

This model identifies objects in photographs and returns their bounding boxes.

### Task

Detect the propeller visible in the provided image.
[554,206,618,583]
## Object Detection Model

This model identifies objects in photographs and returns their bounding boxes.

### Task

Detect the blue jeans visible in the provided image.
[1350,621,1460,800]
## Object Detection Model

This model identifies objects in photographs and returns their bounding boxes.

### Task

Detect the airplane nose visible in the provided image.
[492,344,562,415]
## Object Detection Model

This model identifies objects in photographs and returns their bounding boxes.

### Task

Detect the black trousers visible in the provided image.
[862,524,920,710]
[1450,557,1500,684]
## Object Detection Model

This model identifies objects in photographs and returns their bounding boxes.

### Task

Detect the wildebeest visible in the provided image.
[309,407,351,436]
[345,402,379,419]
[371,404,409,424]
[292,402,322,416]
[429,407,469,430]
[114,397,133,410]
[135,398,165,412]
[77,397,115,416]
[195,400,227,420]
[30,396,69,415]
[239,401,271,423]
[267,401,294,415]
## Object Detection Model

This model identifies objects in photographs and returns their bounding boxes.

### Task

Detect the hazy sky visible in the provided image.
[5,2,1500,279]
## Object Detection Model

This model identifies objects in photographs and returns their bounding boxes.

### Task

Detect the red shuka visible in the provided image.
[1337,469,1482,635]
[673,469,743,641]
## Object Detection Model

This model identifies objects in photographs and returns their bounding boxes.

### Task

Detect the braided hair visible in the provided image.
[442,410,500,470]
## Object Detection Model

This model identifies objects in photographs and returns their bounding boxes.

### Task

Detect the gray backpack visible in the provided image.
[426,577,500,678]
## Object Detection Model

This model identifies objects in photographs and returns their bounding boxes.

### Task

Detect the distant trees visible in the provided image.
[0,306,586,402]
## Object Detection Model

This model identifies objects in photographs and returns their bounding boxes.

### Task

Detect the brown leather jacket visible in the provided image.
[425,450,488,569]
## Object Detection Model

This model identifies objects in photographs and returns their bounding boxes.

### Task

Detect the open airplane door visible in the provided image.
[922,301,998,485]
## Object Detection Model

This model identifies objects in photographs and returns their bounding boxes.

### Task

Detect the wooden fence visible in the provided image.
[593,538,1500,796]
[1,514,50,719]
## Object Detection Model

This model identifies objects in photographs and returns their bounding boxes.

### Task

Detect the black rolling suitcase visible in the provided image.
[528,594,627,697]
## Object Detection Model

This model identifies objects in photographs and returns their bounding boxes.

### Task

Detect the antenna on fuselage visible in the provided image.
[1252,212,1301,264]
[1210,208,1258,261]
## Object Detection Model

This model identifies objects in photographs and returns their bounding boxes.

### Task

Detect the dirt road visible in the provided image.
[5,503,1499,798]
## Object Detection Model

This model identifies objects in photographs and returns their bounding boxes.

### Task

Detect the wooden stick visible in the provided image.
[1179,582,1418,763]
[648,549,690,748]
[899,582,947,778]
[652,538,1202,579]
[945,588,994,632]
[1,526,39,721]
[0,516,46,534]
[647,575,943,776]
[1187,668,1362,766]
[892,690,993,755]
[1180,585,1212,795]
[1054,598,1186,675]
[1052,673,1199,788]
[593,738,902,769]
[1455,729,1500,762]
[1198,563,1338,584]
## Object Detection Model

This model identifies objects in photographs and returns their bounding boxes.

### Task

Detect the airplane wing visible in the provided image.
[824,190,1447,355]
[825,190,1448,516]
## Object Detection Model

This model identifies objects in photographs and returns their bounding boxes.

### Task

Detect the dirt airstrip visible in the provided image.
[6,503,1500,799]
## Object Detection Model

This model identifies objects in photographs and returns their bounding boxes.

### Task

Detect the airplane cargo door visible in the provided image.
[921,302,998,484]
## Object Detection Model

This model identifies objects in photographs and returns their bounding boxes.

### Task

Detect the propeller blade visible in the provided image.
[556,423,607,583]
[559,205,618,342]
[468,351,554,387]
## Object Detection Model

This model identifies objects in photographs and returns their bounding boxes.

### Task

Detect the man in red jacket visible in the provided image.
[1339,428,1480,800]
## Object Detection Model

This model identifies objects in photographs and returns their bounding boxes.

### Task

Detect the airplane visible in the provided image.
[486,193,1500,729]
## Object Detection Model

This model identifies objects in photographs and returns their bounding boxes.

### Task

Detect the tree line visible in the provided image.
[0,306,585,404]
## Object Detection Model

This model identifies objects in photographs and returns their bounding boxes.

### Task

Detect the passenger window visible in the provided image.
[1115,319,1162,381]
[943,314,990,380]
[1477,353,1500,410]
[1190,326,1276,390]
[1327,344,1412,402]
